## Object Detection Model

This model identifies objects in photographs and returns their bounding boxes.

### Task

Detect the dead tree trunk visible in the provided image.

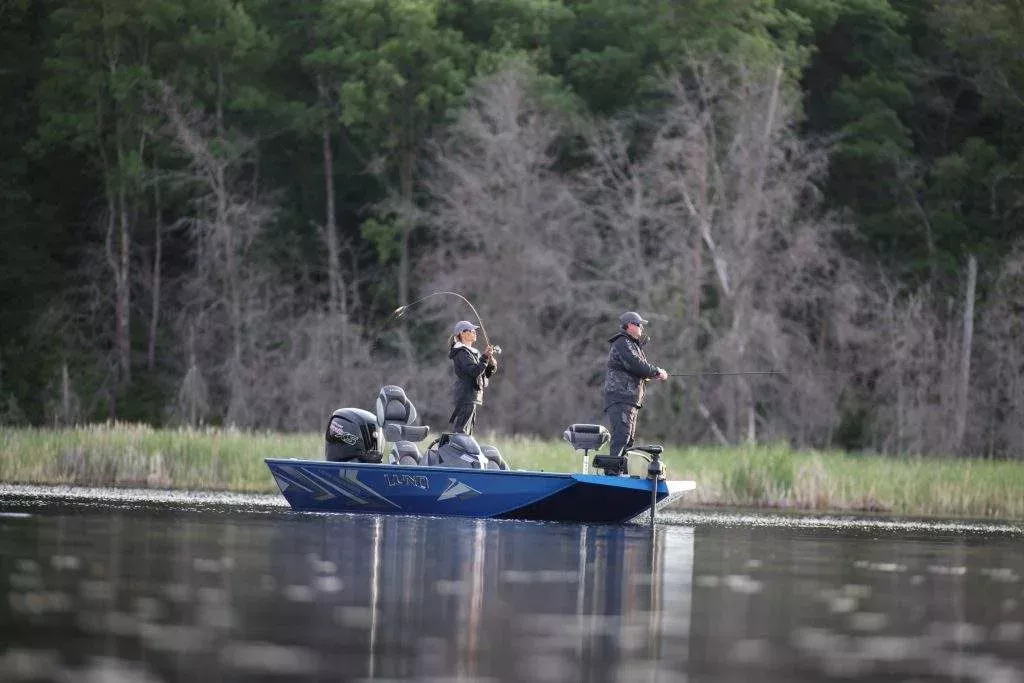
[320,78,343,321]
[954,254,977,453]
[148,174,163,372]
[397,149,415,363]
[116,174,131,386]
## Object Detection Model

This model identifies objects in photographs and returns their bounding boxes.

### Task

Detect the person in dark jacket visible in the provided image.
[448,320,497,435]
[603,311,667,473]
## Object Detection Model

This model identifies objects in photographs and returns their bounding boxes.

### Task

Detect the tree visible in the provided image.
[320,0,472,359]
[580,62,874,446]
[419,64,593,433]
[969,242,1024,458]
[551,0,808,114]
[37,0,182,414]
[158,84,273,426]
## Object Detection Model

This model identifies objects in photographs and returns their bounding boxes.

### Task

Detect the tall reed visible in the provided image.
[2,425,1022,520]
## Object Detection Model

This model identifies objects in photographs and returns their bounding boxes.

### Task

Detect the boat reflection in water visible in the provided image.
[4,496,1024,682]
[270,515,695,681]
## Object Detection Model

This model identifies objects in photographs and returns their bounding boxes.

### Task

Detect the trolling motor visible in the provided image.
[642,445,665,530]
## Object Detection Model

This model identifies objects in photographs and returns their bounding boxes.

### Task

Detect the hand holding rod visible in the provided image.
[391,291,501,355]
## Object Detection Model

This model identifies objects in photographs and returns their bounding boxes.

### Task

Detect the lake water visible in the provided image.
[1,486,1023,682]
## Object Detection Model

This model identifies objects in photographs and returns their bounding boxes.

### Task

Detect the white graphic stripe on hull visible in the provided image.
[438,479,481,502]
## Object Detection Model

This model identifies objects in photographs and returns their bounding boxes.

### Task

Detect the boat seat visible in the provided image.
[562,424,610,452]
[375,385,430,443]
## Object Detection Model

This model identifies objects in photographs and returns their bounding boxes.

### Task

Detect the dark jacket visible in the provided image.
[449,342,497,406]
[603,331,659,409]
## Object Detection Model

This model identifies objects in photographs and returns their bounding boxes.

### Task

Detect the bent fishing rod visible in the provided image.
[666,371,785,377]
[391,291,502,355]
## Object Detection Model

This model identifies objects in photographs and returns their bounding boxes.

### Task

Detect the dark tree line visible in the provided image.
[1,0,1022,457]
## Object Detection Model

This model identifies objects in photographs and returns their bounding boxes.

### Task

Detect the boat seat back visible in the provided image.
[383,423,430,443]
[480,443,509,470]
[389,440,425,466]
[425,433,487,469]
[375,385,430,443]
[562,423,610,452]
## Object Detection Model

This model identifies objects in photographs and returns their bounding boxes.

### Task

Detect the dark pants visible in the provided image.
[605,403,638,466]
[449,403,478,435]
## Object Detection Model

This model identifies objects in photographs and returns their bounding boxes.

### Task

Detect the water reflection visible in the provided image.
[0,507,693,682]
[271,516,695,682]
[1,496,1023,682]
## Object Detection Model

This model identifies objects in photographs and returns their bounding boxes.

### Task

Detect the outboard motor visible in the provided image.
[325,408,383,462]
[374,385,431,466]
[425,433,488,469]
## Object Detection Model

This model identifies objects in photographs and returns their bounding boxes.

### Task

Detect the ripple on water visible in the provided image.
[0,648,61,681]
[314,575,343,593]
[283,584,315,603]
[994,622,1024,642]
[219,641,320,676]
[662,510,1024,535]
[849,612,888,632]
[982,567,1021,583]
[139,623,209,654]
[50,555,80,571]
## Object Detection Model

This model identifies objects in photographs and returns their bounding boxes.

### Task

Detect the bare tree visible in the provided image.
[580,62,872,446]
[954,255,978,451]
[974,246,1024,457]
[416,65,601,435]
[158,84,279,427]
[863,284,961,454]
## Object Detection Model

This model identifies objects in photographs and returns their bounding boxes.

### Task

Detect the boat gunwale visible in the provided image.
[264,457,691,492]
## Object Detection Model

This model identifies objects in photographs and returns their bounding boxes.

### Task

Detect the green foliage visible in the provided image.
[551,0,806,114]
[933,0,1024,111]
[360,213,404,264]
[323,0,471,154]
[5,0,1024,441]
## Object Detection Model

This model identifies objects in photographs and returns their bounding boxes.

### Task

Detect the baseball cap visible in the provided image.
[619,311,649,327]
[453,320,479,335]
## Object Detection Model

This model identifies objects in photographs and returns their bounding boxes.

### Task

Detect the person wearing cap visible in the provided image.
[448,320,497,435]
[603,311,668,474]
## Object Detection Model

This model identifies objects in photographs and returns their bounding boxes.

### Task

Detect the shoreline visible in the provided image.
[3,483,1023,534]
[3,425,1024,522]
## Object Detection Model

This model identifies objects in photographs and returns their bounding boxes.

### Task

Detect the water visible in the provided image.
[1,486,1023,683]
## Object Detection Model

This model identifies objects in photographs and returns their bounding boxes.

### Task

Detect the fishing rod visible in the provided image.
[391,291,502,355]
[666,371,785,377]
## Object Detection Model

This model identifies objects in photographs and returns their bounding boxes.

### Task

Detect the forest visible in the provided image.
[1,0,1022,458]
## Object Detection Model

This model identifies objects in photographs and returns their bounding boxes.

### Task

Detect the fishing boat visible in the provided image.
[265,385,695,524]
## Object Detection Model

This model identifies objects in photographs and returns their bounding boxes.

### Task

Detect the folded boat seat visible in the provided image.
[375,385,431,466]
[563,423,615,474]
[422,433,510,470]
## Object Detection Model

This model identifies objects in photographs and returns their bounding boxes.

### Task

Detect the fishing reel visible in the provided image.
[489,345,503,357]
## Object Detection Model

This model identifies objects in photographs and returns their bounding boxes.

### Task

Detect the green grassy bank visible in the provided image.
[2,425,1023,520]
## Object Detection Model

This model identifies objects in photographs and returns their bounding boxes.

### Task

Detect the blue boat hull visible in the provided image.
[265,459,694,524]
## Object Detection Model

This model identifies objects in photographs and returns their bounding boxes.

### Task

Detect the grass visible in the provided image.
[2,424,1024,520]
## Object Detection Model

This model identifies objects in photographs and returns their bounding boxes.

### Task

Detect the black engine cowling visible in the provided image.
[325,408,383,463]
